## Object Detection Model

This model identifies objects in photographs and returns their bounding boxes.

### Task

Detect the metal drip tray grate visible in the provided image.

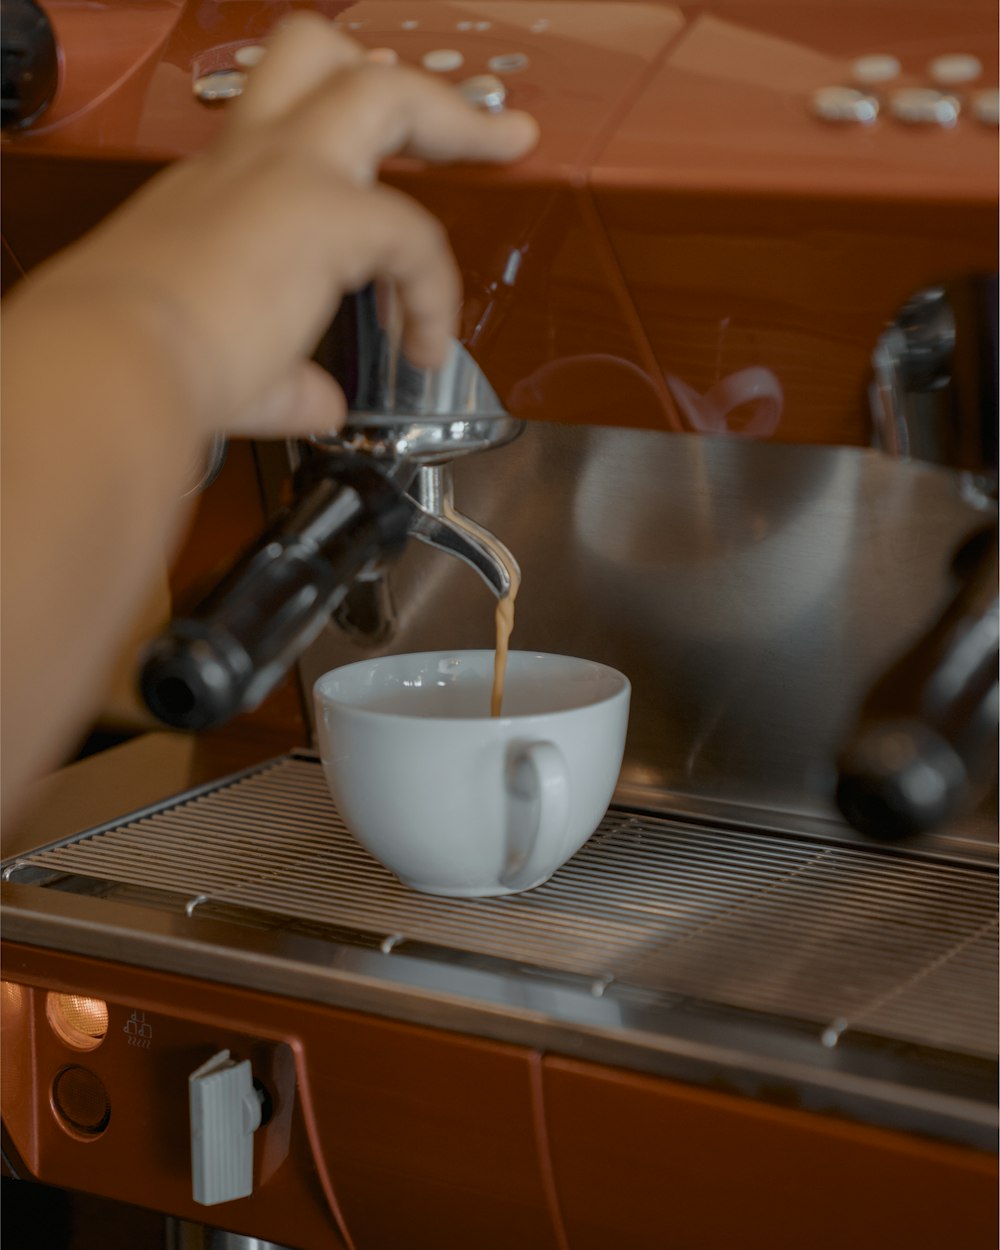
[12,755,998,1061]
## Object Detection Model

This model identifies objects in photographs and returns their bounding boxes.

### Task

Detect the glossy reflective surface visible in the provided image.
[2,0,996,443]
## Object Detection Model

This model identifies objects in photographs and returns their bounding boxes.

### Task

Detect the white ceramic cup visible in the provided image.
[314,651,631,897]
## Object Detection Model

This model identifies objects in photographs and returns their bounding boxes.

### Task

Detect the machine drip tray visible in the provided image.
[3,751,997,1149]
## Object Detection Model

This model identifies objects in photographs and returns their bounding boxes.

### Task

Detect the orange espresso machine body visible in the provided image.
[2,3,998,1249]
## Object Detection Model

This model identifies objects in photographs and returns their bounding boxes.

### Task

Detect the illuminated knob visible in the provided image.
[811,86,879,124]
[190,1050,263,1206]
[193,69,247,104]
[972,88,999,127]
[457,73,506,112]
[928,54,982,86]
[890,87,960,127]
[422,48,464,72]
[850,54,901,86]
[234,44,266,68]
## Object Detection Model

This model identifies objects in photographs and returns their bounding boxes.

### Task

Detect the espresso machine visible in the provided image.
[1,3,998,1248]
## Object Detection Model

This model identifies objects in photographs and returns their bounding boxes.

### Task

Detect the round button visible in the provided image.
[401,19,419,29]
[193,70,246,103]
[422,49,464,73]
[890,87,960,126]
[234,44,266,68]
[488,53,530,74]
[972,88,999,126]
[457,74,506,113]
[851,54,901,85]
[811,86,879,124]
[929,54,982,85]
[530,18,550,32]
[52,1066,111,1137]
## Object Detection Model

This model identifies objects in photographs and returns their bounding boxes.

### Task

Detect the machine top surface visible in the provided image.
[3,0,996,204]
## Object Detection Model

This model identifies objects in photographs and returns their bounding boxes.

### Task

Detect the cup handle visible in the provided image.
[500,741,571,892]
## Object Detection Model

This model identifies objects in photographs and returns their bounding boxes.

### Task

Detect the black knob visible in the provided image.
[1,0,59,130]
[836,720,969,839]
[836,527,998,839]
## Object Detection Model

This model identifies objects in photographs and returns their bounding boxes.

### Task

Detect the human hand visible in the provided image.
[15,15,538,444]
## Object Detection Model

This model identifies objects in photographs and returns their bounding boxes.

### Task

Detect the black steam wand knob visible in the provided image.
[140,452,414,730]
[836,527,998,838]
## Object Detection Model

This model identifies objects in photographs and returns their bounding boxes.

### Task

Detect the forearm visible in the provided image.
[1,282,204,823]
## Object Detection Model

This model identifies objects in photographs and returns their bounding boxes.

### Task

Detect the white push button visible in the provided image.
[422,49,464,72]
[972,88,999,126]
[457,74,506,112]
[929,54,982,85]
[193,70,247,103]
[851,54,901,85]
[890,87,960,126]
[488,52,530,74]
[190,1050,262,1206]
[234,44,266,68]
[811,86,879,124]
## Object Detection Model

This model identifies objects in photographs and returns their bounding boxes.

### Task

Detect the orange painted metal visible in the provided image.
[4,941,996,1249]
[3,0,995,441]
[1,942,564,1250]
[542,1055,998,1250]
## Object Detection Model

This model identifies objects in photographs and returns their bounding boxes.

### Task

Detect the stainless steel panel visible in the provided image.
[285,424,996,849]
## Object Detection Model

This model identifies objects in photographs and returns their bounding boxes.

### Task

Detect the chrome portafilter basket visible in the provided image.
[140,285,522,730]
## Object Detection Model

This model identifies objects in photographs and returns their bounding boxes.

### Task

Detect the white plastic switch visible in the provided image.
[190,1050,262,1206]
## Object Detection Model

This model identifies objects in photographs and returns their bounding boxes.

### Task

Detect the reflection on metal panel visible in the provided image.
[291,423,994,847]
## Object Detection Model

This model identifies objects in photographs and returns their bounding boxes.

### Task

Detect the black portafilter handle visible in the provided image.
[836,526,999,839]
[140,452,414,731]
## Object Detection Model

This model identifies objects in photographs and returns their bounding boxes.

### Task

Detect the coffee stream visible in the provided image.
[491,577,519,717]
[439,493,520,717]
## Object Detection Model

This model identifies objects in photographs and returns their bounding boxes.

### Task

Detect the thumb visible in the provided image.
[227,359,347,438]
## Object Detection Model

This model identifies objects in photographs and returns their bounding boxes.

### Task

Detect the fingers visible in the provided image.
[230,359,347,437]
[320,181,462,367]
[228,14,365,132]
[227,14,538,181]
[287,61,539,181]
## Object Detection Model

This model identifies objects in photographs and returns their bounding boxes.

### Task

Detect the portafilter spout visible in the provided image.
[141,284,522,729]
[319,282,522,644]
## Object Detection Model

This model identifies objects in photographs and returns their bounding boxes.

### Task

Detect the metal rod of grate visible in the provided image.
[17,756,999,1059]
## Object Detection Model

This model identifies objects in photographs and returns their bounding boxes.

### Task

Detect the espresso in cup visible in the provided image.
[314,651,630,896]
